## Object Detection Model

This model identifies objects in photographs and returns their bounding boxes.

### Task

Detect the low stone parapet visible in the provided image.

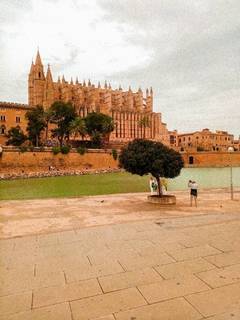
[147,195,176,205]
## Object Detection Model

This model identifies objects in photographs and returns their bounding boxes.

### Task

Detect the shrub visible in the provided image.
[61,145,71,154]
[111,149,118,160]
[19,146,28,153]
[52,146,61,155]
[77,146,87,155]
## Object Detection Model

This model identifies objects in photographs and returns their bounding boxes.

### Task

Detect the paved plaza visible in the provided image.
[1,189,240,319]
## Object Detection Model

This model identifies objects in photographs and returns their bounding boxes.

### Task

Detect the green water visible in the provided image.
[168,167,240,190]
[0,168,239,200]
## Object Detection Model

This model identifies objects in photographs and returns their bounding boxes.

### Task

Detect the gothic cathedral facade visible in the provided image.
[28,51,169,143]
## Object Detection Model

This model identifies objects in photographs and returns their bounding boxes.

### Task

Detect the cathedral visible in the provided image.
[0,50,170,145]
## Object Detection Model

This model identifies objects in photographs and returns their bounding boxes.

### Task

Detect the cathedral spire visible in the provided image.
[35,49,43,66]
[57,76,61,83]
[138,87,142,93]
[146,88,149,96]
[70,77,73,85]
[88,79,91,86]
[46,64,53,83]
[76,77,79,84]
[62,75,66,83]
[98,81,101,89]
[29,61,34,74]
[119,84,122,91]
[150,86,153,95]
[104,80,108,89]
[108,83,111,89]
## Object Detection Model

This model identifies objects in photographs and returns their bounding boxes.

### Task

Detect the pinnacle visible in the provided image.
[35,49,43,66]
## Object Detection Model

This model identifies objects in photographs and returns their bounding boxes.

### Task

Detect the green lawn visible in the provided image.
[0,172,149,200]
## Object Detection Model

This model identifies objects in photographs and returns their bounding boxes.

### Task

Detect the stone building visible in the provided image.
[28,50,169,144]
[0,102,31,145]
[177,128,235,152]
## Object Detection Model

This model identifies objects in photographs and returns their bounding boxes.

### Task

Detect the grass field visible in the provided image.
[0,172,149,200]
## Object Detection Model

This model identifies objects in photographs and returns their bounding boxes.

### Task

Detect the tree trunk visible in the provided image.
[59,136,63,147]
[156,176,163,197]
[45,121,49,142]
[36,134,39,147]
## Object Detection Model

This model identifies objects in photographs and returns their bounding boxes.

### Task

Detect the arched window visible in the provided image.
[39,72,41,78]
[0,125,6,134]
[189,156,194,164]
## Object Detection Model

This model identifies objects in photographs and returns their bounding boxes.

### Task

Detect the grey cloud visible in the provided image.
[98,0,240,136]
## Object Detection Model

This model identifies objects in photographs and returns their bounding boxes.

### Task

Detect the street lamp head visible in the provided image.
[228,146,234,152]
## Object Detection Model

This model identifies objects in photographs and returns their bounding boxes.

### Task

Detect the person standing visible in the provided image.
[149,177,158,195]
[188,180,198,207]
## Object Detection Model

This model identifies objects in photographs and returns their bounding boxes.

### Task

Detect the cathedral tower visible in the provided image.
[28,50,45,106]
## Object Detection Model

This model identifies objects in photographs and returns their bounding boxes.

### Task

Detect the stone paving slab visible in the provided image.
[118,252,175,271]
[138,274,210,304]
[205,251,240,268]
[98,267,162,293]
[90,316,115,320]
[206,307,240,319]
[168,244,222,261]
[186,282,240,317]
[0,291,32,317]
[33,278,102,308]
[65,261,124,283]
[155,258,216,279]
[196,263,240,288]
[70,287,147,320]
[114,297,202,320]
[0,302,72,320]
[0,269,65,296]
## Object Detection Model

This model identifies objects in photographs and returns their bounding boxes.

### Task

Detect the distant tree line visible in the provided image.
[6,101,114,149]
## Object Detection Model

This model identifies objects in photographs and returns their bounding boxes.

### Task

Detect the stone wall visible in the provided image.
[0,149,118,174]
[182,151,240,167]
[1,149,240,175]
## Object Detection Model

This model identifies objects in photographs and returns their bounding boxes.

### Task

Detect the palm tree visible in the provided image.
[69,117,86,140]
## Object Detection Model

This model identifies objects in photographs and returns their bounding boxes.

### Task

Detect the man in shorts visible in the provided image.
[188,180,198,207]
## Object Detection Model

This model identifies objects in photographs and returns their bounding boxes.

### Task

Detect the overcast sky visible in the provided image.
[0,0,239,137]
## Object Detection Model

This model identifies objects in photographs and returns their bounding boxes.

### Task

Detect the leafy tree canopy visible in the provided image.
[84,112,114,147]
[119,139,184,196]
[6,127,27,146]
[49,101,77,147]
[25,105,46,147]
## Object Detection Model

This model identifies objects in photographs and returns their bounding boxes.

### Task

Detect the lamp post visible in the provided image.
[228,146,234,200]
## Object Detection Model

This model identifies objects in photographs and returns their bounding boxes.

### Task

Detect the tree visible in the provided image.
[49,101,77,147]
[6,127,27,146]
[25,105,46,147]
[138,116,150,138]
[84,112,114,147]
[119,139,184,196]
[69,117,86,140]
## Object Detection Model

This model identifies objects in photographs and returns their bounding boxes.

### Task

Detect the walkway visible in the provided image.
[0,190,240,319]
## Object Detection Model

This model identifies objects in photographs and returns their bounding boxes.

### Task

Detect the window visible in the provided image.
[0,115,6,122]
[0,125,6,134]
[189,156,194,164]
[16,116,21,123]
[39,72,41,78]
